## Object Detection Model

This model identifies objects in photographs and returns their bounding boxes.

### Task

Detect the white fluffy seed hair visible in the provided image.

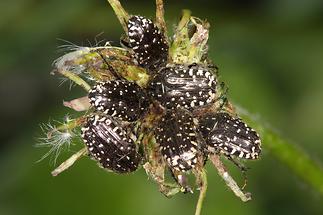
[36,119,77,164]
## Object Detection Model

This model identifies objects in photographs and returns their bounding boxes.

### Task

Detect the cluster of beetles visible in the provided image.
[77,13,262,189]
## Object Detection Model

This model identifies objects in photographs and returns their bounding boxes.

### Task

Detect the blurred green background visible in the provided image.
[0,0,323,214]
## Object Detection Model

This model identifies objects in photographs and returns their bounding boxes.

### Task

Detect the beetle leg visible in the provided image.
[225,154,249,190]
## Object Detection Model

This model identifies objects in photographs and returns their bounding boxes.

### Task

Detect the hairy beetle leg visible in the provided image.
[225,154,249,190]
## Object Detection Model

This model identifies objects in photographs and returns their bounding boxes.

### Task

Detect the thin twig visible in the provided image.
[155,0,168,40]
[106,0,130,33]
[210,154,252,202]
[51,147,88,176]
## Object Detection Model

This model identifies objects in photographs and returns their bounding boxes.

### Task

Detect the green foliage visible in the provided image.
[239,108,323,195]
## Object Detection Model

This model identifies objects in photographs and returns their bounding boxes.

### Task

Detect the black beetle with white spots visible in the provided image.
[127,15,169,71]
[199,112,261,160]
[156,108,205,172]
[81,114,141,173]
[88,80,149,122]
[149,64,217,110]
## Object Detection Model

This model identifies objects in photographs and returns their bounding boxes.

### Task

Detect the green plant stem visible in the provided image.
[169,9,191,63]
[57,70,91,91]
[195,169,208,215]
[238,109,323,196]
[177,9,191,31]
[107,0,129,33]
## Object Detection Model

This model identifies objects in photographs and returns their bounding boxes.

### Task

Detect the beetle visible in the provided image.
[88,80,149,122]
[198,112,261,159]
[149,64,217,110]
[155,108,205,172]
[81,114,142,173]
[127,15,169,71]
